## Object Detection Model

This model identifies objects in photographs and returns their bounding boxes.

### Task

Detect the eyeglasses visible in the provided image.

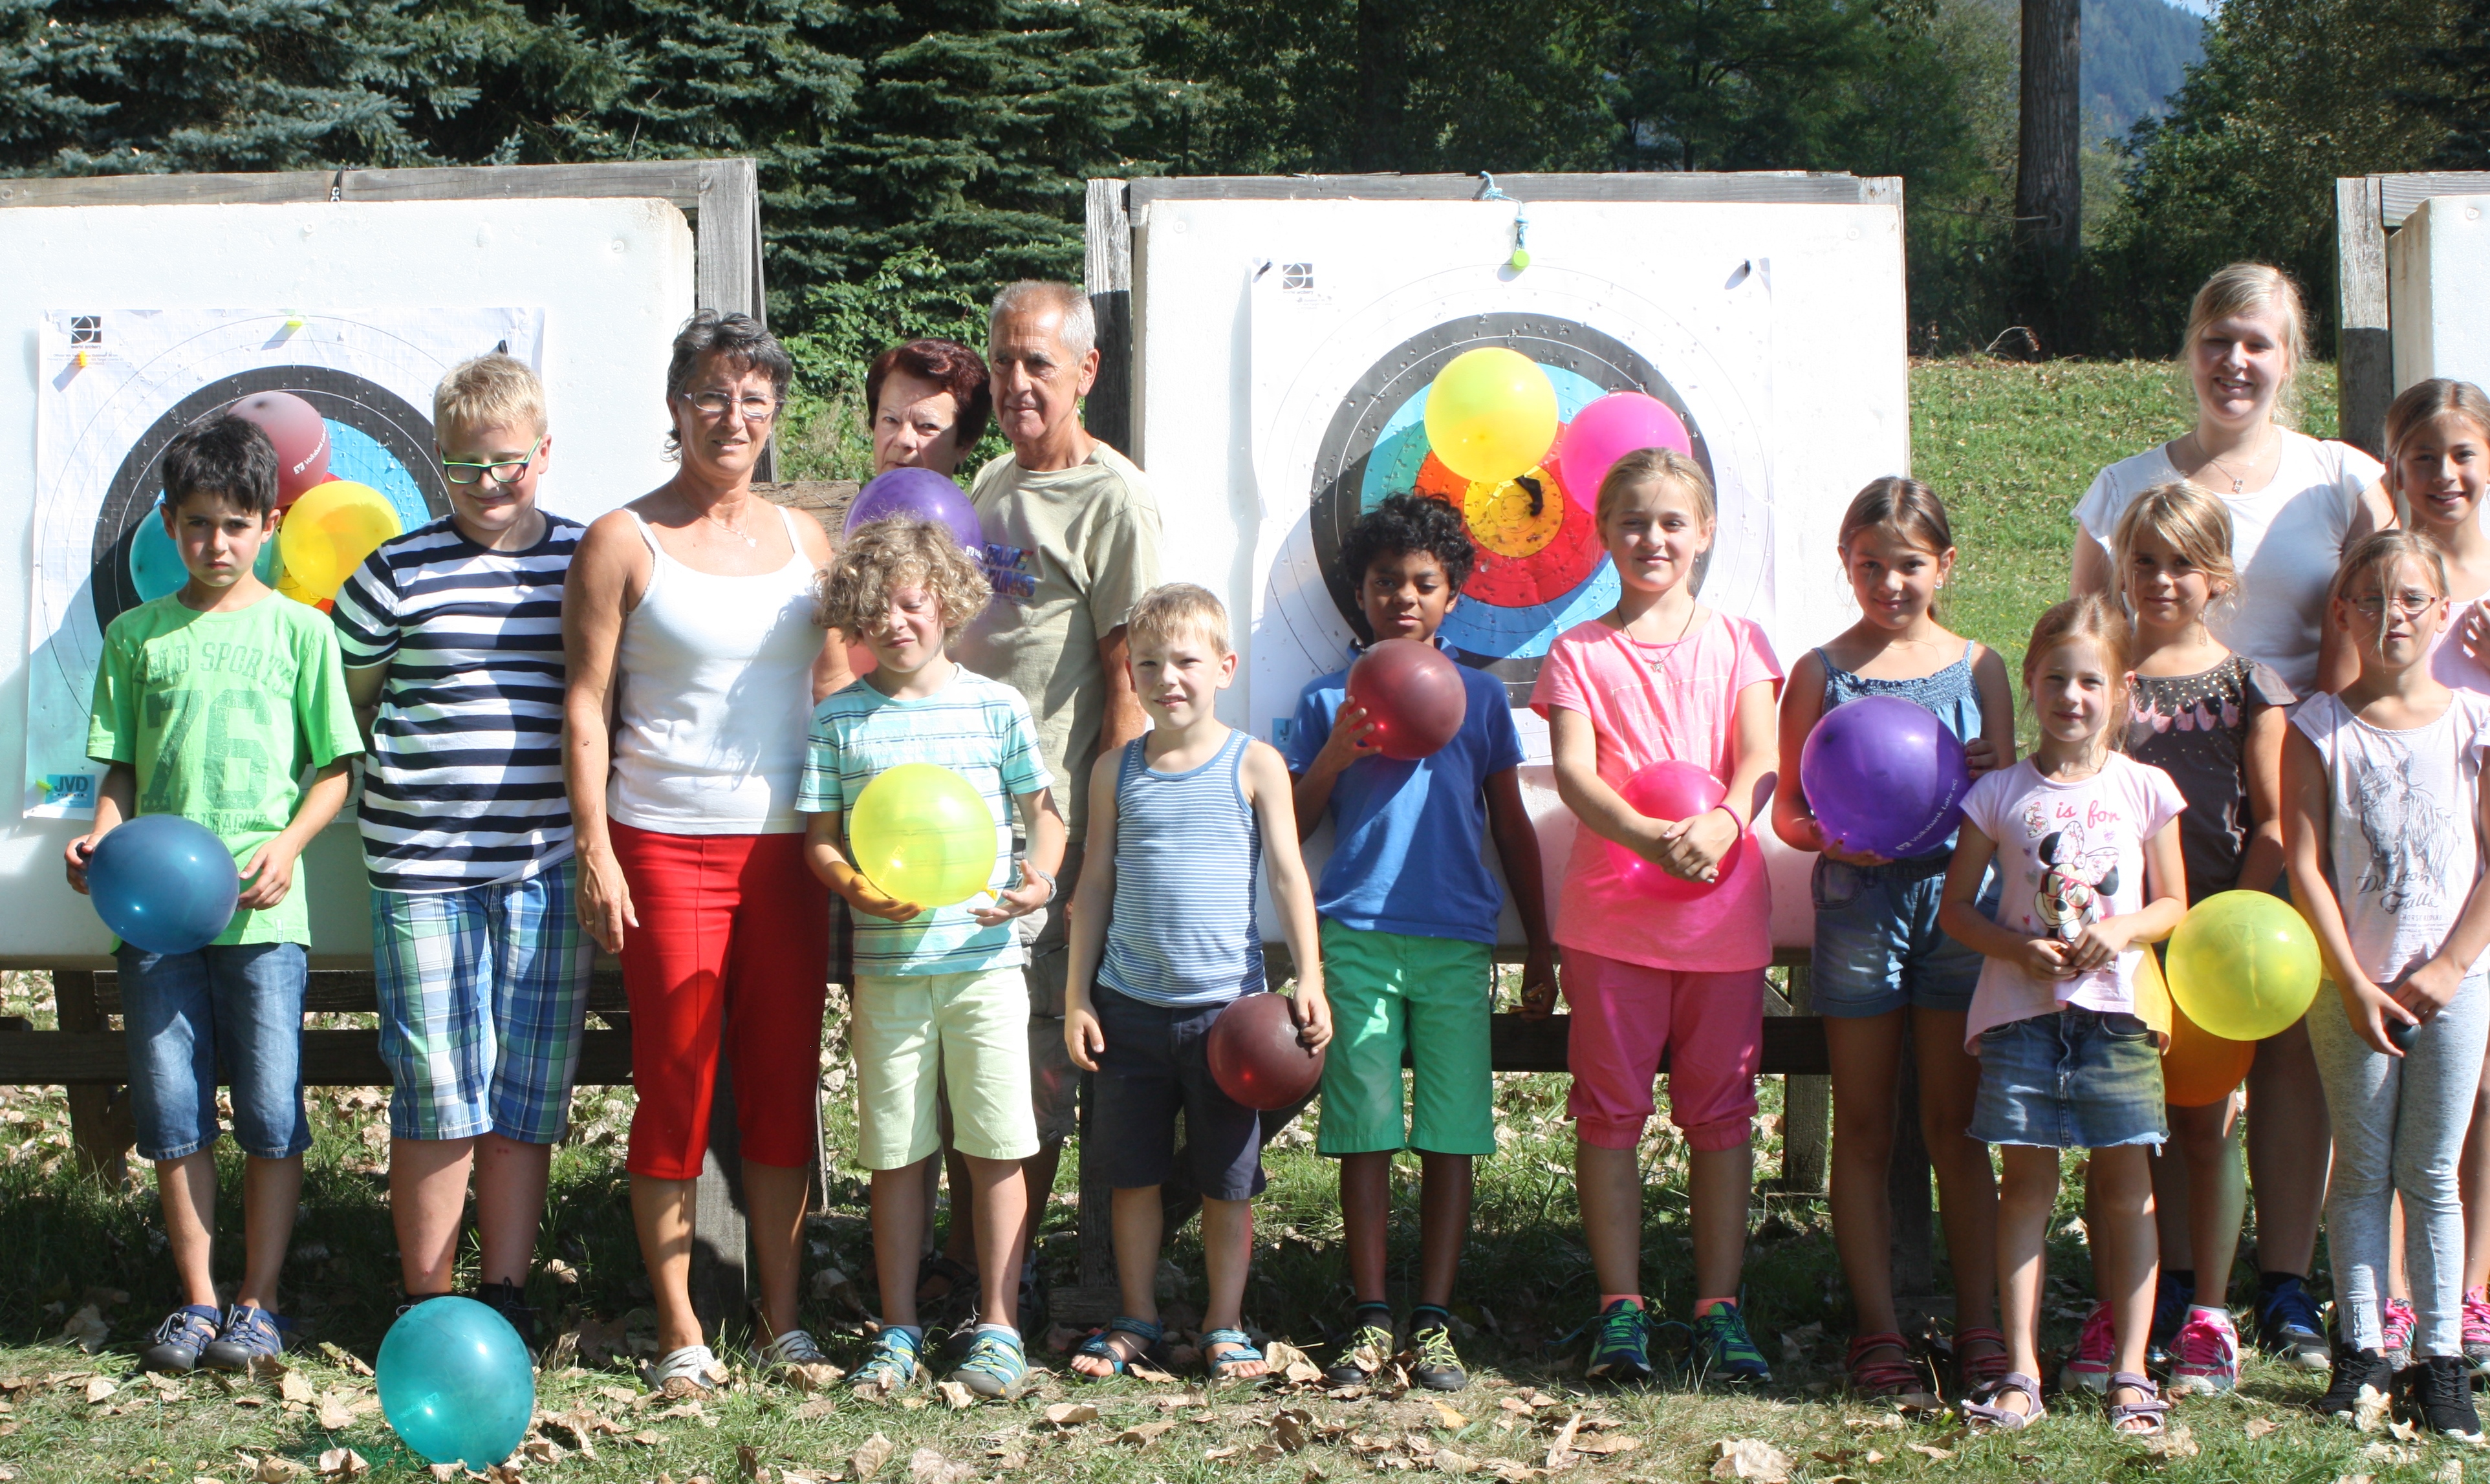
[681,391,781,422]
[441,438,545,486]
[2348,592,2442,618]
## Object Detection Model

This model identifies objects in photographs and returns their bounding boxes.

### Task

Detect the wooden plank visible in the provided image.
[1128,172,1891,208]
[693,157,774,482]
[1779,965,1831,1196]
[2,1028,635,1086]
[691,1062,751,1332]
[338,162,707,210]
[89,967,630,1016]
[2338,176,2394,457]
[54,970,135,1183]
[0,172,335,209]
[1469,1014,1831,1076]
[2377,171,2490,229]
[1887,1043,1935,1300]
[1084,178,1134,455]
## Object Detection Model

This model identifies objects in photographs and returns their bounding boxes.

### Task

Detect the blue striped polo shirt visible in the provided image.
[1098,729,1265,1007]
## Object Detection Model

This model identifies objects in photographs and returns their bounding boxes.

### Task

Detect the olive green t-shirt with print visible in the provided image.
[87,593,364,945]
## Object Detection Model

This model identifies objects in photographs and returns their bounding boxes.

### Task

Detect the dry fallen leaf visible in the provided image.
[1545,1415,1581,1472]
[279,1371,316,1405]
[315,1449,369,1481]
[1905,1443,1954,1461]
[934,1381,973,1412]
[1433,1400,1468,1430]
[1273,1410,1314,1452]
[1570,1435,1639,1457]
[1129,1358,1180,1384]
[1118,1421,1177,1448]
[1432,1449,1478,1476]
[316,1396,354,1431]
[905,1450,973,1484]
[58,1304,109,1355]
[251,1457,306,1482]
[1043,1402,1099,1426]
[632,1431,664,1447]
[83,1376,116,1404]
[850,1434,894,1481]
[1710,1439,1792,1483]
[318,1344,375,1379]
[2355,1383,2394,1432]
[2244,1417,2280,1440]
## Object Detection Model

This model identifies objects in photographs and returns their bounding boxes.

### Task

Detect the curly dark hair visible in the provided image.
[1338,492,1476,597]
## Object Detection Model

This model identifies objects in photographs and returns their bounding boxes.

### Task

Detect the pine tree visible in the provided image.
[2410,0,2490,166]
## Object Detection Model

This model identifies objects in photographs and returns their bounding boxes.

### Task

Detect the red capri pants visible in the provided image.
[1561,947,1764,1152]
[612,822,830,1180]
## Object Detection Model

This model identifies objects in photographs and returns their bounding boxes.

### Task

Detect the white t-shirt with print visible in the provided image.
[2073,431,2383,694]
[1958,753,2188,1049]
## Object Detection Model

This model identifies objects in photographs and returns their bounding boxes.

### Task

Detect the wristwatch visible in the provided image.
[1019,862,1058,902]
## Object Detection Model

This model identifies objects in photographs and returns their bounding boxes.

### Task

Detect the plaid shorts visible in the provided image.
[373,857,596,1144]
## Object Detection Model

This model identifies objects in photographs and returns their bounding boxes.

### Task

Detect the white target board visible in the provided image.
[2390,195,2490,393]
[1129,191,1909,948]
[0,199,694,964]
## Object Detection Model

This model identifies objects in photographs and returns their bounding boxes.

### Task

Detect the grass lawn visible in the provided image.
[0,359,2413,1484]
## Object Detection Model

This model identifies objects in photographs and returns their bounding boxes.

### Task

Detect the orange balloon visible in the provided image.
[2164,997,2255,1107]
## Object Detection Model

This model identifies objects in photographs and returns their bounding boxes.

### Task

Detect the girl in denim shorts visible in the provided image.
[1772,479,2019,1399]
[1938,596,2189,1436]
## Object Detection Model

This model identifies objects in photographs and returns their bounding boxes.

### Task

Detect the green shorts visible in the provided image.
[851,967,1039,1170]
[1315,919,1497,1156]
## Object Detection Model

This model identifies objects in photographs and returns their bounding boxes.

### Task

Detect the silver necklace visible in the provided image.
[2193,430,2272,495]
[680,489,757,546]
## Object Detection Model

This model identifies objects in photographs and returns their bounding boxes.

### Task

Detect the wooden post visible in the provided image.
[53,971,135,1185]
[1779,964,1830,1196]
[1887,1042,1936,1305]
[1084,178,1134,457]
[689,1057,750,1337]
[2337,176,2392,458]
[695,157,773,483]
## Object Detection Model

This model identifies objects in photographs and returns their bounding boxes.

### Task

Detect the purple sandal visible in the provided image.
[2105,1371,2171,1436]
[1959,1371,2047,1430]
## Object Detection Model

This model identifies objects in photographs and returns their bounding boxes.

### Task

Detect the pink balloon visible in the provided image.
[1604,759,1750,901]
[1551,393,1692,509]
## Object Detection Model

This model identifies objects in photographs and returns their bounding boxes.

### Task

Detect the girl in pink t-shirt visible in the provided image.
[1530,447,1782,1386]
[1939,596,2189,1435]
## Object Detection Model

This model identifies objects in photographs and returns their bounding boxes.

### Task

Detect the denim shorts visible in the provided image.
[1809,854,1993,1018]
[1090,984,1266,1201]
[1970,1007,2167,1150]
[117,941,310,1162]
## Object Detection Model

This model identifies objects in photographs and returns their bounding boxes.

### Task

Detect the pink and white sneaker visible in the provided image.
[2463,1287,2490,1376]
[2385,1297,2418,1370]
[2167,1307,2240,1395]
[2060,1300,2117,1394]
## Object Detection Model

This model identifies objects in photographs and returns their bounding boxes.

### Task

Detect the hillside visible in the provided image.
[2084,0,2208,135]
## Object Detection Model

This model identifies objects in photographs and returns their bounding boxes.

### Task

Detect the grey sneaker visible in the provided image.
[200,1305,292,1371]
[140,1305,221,1374]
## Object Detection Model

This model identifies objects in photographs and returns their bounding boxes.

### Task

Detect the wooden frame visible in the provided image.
[2335,170,2490,455]
[0,157,772,1327]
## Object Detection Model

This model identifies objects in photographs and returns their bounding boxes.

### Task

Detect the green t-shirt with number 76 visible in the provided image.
[87,592,364,945]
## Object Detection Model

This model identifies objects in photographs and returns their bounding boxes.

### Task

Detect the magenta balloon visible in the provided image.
[1799,696,1971,859]
[847,467,984,551]
[1550,393,1691,510]
[1605,760,1750,900]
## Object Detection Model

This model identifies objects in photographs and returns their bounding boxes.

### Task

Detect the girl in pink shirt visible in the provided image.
[1532,447,1781,1386]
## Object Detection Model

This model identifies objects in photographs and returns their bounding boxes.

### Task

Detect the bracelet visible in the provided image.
[1018,862,1057,902]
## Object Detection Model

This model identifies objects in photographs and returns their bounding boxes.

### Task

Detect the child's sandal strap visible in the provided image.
[1074,1315,1163,1377]
[1845,1332,1922,1396]
[1958,1371,2047,1431]
[2105,1372,2169,1435]
[1203,1327,1266,1381]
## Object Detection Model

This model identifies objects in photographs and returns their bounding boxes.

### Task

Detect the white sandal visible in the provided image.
[642,1342,725,1395]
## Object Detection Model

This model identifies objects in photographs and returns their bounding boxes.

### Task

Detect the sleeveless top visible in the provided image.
[607,505,819,835]
[1815,639,1983,862]
[2124,654,2294,904]
[1097,730,1265,1007]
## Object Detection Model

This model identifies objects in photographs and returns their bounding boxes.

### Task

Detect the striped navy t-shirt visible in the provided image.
[1098,730,1265,1007]
[330,514,581,893]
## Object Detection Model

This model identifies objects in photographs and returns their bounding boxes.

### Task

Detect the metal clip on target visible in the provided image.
[1478,173,1530,271]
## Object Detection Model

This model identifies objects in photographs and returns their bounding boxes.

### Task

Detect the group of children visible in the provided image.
[64,279,2490,1448]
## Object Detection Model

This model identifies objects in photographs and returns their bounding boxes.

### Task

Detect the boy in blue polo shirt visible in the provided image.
[1284,493,1554,1393]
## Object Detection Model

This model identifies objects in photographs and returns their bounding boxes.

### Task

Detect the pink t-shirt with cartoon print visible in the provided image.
[1957,753,2187,1049]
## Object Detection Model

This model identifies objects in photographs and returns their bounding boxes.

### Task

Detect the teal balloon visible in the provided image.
[127,500,276,599]
[376,1298,534,1468]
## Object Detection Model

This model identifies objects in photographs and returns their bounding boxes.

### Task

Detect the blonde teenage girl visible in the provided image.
[1773,479,2015,1398]
[1939,596,2188,1434]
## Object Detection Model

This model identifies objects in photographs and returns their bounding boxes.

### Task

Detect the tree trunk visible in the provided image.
[2015,0,2083,347]
[1352,0,1416,172]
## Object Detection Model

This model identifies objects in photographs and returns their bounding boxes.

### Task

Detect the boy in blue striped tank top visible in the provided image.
[801,518,1068,1403]
[1063,585,1332,1383]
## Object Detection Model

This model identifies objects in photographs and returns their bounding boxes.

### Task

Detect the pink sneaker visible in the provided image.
[2385,1298,2418,1368]
[2059,1300,2116,1394]
[2168,1307,2239,1395]
[2463,1287,2490,1375]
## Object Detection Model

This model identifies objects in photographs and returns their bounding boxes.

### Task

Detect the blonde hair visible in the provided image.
[2330,529,2451,666]
[1596,447,1715,532]
[2181,263,2310,425]
[434,353,547,440]
[814,517,991,640]
[2110,479,2240,623]
[1125,582,1233,657]
[2385,378,2490,526]
[2022,594,2135,747]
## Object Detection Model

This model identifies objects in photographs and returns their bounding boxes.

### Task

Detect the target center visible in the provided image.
[1461,466,1563,559]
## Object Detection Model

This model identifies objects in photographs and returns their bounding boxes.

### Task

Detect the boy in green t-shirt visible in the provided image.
[64,414,362,1374]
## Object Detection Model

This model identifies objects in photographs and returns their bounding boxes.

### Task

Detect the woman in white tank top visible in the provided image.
[563,312,849,1390]
[2068,263,2387,1375]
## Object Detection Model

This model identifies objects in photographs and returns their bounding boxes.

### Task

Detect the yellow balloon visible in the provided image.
[1422,347,1559,484]
[279,480,400,602]
[2165,890,2322,1042]
[847,763,997,907]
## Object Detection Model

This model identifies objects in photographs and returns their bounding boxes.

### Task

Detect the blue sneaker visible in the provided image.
[1692,1300,1773,1384]
[200,1304,292,1372]
[949,1327,1027,1399]
[1581,1300,1653,1386]
[140,1305,221,1374]
[2147,1271,2194,1368]
[850,1326,924,1399]
[2258,1275,2332,1374]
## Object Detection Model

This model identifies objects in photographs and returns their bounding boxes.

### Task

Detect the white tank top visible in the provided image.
[607,505,820,835]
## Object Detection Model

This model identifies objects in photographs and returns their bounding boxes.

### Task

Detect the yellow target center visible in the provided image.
[1462,467,1563,559]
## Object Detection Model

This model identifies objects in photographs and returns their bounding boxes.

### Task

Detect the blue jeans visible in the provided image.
[117,941,310,1161]
[1970,1006,2166,1150]
[1810,855,1993,1018]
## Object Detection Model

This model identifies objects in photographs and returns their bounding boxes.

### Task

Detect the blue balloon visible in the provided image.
[128,501,278,600]
[86,815,240,954]
[378,1298,535,1468]
[847,466,983,551]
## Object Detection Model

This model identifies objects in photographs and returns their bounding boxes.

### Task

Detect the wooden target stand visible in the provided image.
[0,158,790,1335]
[2334,169,2490,454]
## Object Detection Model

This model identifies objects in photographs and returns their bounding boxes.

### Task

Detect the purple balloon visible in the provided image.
[1799,695,1971,859]
[846,467,983,551]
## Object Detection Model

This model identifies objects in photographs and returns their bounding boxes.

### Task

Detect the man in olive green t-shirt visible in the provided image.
[945,280,1160,1323]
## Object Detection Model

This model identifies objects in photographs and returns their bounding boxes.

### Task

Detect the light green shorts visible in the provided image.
[851,967,1039,1170]
[1315,919,1497,1157]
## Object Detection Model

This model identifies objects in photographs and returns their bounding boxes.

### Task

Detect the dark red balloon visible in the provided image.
[1345,638,1468,760]
[1206,993,1325,1111]
[228,391,331,504]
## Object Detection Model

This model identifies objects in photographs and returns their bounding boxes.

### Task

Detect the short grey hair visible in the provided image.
[989,281,1095,360]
